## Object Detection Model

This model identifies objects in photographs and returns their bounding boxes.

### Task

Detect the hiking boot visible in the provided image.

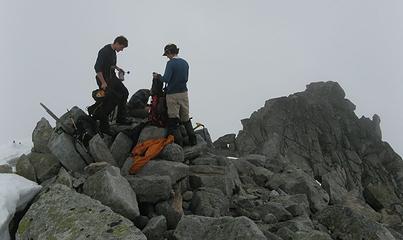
[184,119,197,146]
[167,118,183,146]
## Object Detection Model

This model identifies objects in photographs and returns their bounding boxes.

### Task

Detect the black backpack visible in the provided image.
[149,78,168,127]
[75,115,98,147]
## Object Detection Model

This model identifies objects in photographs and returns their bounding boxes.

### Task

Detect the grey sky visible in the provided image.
[1,0,403,156]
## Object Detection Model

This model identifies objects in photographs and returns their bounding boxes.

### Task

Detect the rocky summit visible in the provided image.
[8,81,403,240]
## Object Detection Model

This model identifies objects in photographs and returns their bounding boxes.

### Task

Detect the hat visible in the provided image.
[163,44,179,56]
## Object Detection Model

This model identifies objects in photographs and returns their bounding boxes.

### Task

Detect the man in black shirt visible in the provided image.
[91,36,130,134]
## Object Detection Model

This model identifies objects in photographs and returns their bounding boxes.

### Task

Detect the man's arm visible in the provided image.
[94,49,107,89]
[160,61,173,83]
[96,72,107,90]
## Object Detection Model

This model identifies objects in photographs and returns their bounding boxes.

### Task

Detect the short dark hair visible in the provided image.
[114,36,128,47]
[163,44,179,56]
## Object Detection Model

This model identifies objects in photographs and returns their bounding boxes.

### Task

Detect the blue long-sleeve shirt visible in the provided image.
[160,58,189,94]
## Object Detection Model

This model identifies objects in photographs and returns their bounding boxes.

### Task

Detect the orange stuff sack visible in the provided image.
[130,135,174,174]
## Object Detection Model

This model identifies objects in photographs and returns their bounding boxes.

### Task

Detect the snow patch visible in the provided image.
[0,173,41,240]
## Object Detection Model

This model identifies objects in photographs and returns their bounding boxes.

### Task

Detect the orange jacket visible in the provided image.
[130,135,174,174]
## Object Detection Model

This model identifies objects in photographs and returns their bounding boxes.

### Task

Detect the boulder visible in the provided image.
[133,215,149,230]
[261,202,293,222]
[294,230,333,240]
[182,191,193,201]
[269,194,311,216]
[213,133,236,151]
[321,167,348,204]
[241,154,268,167]
[173,215,266,240]
[48,132,87,173]
[136,160,189,184]
[16,184,146,240]
[190,156,222,166]
[276,227,295,240]
[89,134,117,166]
[142,215,167,240]
[155,197,183,229]
[189,165,239,196]
[0,164,12,173]
[127,175,172,203]
[120,157,133,176]
[84,162,110,175]
[74,141,94,165]
[56,106,88,135]
[32,117,53,153]
[271,216,315,233]
[54,167,73,188]
[195,128,213,148]
[111,132,133,168]
[16,154,36,182]
[190,187,230,217]
[315,205,396,240]
[268,168,329,212]
[364,182,400,211]
[183,135,208,160]
[340,190,381,222]
[263,213,278,224]
[28,152,61,183]
[231,197,293,221]
[138,126,166,143]
[260,230,283,240]
[83,166,140,220]
[158,143,184,162]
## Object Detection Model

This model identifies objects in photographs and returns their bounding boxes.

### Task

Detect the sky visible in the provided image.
[1,0,403,156]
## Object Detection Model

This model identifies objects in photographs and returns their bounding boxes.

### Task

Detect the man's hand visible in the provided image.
[101,81,107,90]
[114,66,124,73]
[96,72,108,90]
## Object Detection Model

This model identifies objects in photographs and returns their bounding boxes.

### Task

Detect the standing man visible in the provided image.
[92,36,130,134]
[153,43,197,146]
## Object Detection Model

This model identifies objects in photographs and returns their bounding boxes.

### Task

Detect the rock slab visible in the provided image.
[83,166,140,220]
[174,215,266,240]
[16,184,146,240]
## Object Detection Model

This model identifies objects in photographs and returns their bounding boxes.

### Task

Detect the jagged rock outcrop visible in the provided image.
[235,82,403,201]
[233,81,403,237]
[11,82,403,239]
[316,205,396,239]
[31,117,53,153]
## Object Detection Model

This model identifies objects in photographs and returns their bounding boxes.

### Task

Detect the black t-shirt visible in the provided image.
[94,44,116,81]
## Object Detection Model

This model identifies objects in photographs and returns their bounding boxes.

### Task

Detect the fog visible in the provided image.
[1,0,402,156]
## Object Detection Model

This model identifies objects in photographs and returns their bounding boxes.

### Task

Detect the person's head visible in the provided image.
[163,43,179,59]
[112,36,128,52]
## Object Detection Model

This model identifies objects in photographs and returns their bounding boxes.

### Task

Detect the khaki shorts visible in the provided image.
[166,92,189,122]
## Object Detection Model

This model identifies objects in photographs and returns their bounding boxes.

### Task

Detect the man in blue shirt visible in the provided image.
[153,44,196,146]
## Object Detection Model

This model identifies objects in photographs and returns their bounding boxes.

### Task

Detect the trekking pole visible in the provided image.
[40,103,60,122]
